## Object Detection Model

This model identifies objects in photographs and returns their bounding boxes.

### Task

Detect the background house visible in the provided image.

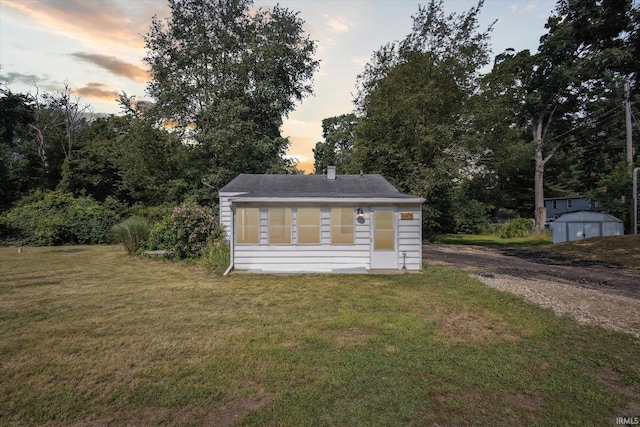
[219,167,425,273]
[545,196,600,221]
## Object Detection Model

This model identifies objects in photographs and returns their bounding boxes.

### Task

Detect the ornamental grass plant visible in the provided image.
[111,216,150,255]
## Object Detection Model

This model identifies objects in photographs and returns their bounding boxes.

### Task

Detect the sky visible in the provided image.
[0,0,557,173]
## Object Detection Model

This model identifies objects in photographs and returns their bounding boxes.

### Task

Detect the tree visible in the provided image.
[469,50,539,218]
[0,88,36,209]
[29,86,63,173]
[143,0,319,181]
[65,113,189,207]
[495,0,636,231]
[313,113,357,174]
[352,0,493,235]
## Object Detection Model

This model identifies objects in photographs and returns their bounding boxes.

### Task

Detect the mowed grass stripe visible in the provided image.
[0,245,638,426]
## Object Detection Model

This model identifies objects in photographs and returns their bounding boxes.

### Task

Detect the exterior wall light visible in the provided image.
[356,208,365,220]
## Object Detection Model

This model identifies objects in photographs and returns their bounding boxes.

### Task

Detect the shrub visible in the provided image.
[201,239,230,273]
[453,199,488,234]
[0,190,117,245]
[144,201,224,259]
[495,218,532,239]
[111,217,150,255]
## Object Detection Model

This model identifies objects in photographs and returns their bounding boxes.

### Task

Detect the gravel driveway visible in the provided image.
[423,244,640,337]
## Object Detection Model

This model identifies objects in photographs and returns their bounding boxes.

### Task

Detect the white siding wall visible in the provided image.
[219,192,242,241]
[396,206,423,270]
[223,201,423,272]
[234,207,371,272]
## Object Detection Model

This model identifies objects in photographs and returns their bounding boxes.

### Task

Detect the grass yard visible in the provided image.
[436,233,553,247]
[1,245,639,426]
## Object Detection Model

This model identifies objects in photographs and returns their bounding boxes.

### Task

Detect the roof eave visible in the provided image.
[228,196,425,204]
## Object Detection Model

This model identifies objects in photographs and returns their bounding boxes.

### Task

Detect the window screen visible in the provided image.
[269,208,291,244]
[331,208,354,244]
[236,208,259,244]
[297,208,320,244]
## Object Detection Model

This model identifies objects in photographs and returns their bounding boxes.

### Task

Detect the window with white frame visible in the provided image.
[297,208,320,244]
[236,208,259,244]
[269,208,291,244]
[331,208,354,244]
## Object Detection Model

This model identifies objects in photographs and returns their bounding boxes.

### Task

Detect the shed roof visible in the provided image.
[219,173,423,201]
[544,195,591,201]
[553,211,622,223]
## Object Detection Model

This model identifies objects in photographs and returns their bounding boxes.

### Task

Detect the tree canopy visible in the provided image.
[144,0,319,181]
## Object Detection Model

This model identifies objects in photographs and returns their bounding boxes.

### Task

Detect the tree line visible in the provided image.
[0,0,317,244]
[1,0,639,245]
[315,0,640,236]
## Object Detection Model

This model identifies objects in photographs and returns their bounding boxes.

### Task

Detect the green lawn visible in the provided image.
[1,245,639,425]
[435,233,553,246]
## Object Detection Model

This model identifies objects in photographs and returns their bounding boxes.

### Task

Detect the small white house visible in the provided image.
[550,211,624,244]
[219,167,425,273]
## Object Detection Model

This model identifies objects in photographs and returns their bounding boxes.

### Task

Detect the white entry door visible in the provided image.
[370,209,398,269]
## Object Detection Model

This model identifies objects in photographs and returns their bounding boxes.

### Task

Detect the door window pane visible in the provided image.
[374,211,394,250]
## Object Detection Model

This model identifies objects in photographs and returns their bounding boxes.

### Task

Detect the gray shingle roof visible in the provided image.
[219,174,422,200]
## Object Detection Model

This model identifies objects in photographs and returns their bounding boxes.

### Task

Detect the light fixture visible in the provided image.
[356,208,365,219]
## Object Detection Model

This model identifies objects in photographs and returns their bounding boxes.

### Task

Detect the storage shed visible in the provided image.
[550,211,624,244]
[219,167,425,273]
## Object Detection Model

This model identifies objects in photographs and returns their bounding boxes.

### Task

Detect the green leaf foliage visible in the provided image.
[144,201,225,259]
[111,216,150,255]
[143,0,319,180]
[0,190,117,245]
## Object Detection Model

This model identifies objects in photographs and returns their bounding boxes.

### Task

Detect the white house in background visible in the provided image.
[219,167,425,274]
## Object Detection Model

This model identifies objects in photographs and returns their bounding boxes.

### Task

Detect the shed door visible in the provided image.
[370,209,398,269]
[567,222,601,241]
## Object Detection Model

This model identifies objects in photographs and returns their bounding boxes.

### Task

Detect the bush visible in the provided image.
[201,239,230,273]
[111,217,150,255]
[495,218,532,239]
[453,199,487,234]
[0,190,117,245]
[144,201,224,259]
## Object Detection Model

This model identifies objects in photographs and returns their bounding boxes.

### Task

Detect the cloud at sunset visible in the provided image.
[0,71,42,85]
[70,53,149,82]
[0,0,165,50]
[73,83,120,102]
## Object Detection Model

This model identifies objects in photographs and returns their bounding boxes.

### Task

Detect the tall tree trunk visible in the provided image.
[534,144,546,233]
[532,111,560,233]
[533,114,546,232]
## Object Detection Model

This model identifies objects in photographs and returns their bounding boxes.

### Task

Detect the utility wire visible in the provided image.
[543,104,622,144]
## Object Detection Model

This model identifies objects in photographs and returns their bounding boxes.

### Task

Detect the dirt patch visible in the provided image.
[595,366,640,424]
[423,244,640,299]
[437,311,519,346]
[424,244,640,337]
[204,396,272,426]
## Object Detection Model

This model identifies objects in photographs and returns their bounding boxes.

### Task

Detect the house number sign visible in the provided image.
[400,212,414,220]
